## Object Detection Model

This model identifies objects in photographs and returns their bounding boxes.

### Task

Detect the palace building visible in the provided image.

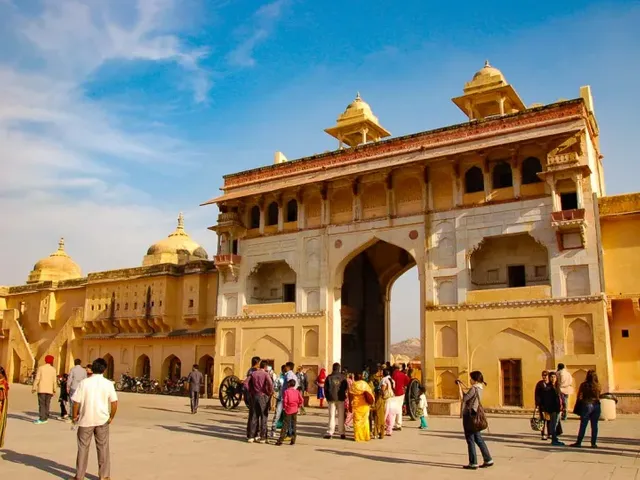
[0,214,217,388]
[2,63,640,411]
[205,62,640,409]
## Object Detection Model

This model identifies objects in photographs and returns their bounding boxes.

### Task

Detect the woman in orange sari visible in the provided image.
[0,366,8,448]
[349,372,373,442]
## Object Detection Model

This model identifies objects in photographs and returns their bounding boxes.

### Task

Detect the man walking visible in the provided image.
[187,364,204,414]
[246,360,274,443]
[68,358,87,420]
[32,355,57,424]
[557,363,574,421]
[71,358,118,480]
[244,356,261,440]
[324,362,348,439]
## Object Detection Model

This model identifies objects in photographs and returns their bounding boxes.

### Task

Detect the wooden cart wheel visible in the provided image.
[406,378,422,421]
[219,375,243,410]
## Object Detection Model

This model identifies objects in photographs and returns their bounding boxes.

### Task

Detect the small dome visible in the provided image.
[337,92,375,122]
[27,238,82,284]
[145,213,208,261]
[472,60,506,83]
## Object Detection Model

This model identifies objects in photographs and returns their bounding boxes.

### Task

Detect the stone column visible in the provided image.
[258,199,265,234]
[575,173,585,208]
[483,158,491,202]
[277,195,284,232]
[352,179,361,221]
[386,172,395,217]
[452,161,461,207]
[321,185,329,226]
[296,191,305,229]
[511,154,521,197]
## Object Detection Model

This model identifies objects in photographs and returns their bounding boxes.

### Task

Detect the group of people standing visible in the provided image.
[0,356,118,480]
[535,363,603,448]
[322,362,426,443]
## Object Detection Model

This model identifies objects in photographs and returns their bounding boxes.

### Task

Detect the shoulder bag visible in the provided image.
[530,407,545,431]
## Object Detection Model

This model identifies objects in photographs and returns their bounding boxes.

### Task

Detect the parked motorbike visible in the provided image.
[115,373,136,392]
[24,370,36,386]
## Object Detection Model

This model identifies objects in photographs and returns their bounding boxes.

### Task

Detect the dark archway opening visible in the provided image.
[340,240,416,371]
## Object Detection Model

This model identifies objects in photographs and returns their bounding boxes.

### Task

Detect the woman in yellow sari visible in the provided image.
[0,366,8,448]
[349,372,373,442]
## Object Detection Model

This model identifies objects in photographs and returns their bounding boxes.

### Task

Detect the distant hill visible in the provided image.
[390,338,421,360]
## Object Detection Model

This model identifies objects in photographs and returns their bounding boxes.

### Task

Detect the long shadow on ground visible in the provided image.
[0,450,99,480]
[316,448,462,469]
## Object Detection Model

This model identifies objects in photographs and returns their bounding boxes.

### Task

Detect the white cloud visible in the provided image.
[227,0,290,68]
[0,0,217,286]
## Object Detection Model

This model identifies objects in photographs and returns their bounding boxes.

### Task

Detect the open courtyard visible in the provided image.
[0,384,638,479]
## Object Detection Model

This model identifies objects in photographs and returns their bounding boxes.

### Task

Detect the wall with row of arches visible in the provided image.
[83,340,215,385]
[214,313,326,393]
[425,299,610,409]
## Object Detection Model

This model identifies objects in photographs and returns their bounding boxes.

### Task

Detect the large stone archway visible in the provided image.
[337,239,417,370]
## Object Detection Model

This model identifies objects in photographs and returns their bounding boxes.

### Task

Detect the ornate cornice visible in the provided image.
[215,311,326,322]
[427,294,605,311]
[220,101,585,191]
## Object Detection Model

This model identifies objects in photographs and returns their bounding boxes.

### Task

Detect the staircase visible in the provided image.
[1,308,36,379]
[41,307,85,369]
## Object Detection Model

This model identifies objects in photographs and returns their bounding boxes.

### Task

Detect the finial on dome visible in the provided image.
[177,212,184,230]
[355,91,361,100]
[58,237,65,251]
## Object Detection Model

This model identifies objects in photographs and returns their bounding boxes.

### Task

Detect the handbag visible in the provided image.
[530,408,545,432]
[364,390,375,406]
[471,404,488,433]
[572,400,584,417]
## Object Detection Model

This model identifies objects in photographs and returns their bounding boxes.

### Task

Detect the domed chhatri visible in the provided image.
[143,213,208,266]
[452,60,526,121]
[27,237,82,284]
[325,92,391,149]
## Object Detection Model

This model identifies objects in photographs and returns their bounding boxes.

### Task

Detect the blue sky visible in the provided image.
[0,0,638,341]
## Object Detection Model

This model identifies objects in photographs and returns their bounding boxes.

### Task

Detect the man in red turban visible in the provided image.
[32,355,57,424]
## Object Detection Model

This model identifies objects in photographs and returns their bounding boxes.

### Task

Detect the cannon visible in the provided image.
[404,378,423,420]
[218,375,249,410]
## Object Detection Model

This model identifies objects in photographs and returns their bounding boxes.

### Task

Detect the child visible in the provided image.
[276,379,303,446]
[59,374,69,420]
[418,385,428,429]
[371,384,386,439]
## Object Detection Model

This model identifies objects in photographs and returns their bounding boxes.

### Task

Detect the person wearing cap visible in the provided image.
[32,355,57,424]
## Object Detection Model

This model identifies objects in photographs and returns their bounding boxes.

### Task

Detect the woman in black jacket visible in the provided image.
[534,371,549,439]
[540,371,564,446]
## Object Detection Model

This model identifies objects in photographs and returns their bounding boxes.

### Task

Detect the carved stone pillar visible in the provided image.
[320,184,329,226]
[511,153,521,197]
[257,197,265,234]
[452,160,461,207]
[296,190,305,229]
[276,194,284,232]
[482,157,491,202]
[386,172,395,217]
[352,178,361,221]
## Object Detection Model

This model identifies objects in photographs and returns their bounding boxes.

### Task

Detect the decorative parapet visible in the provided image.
[599,193,640,217]
[215,311,325,322]
[426,294,605,311]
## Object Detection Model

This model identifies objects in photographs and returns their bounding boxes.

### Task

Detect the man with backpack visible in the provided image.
[323,363,349,439]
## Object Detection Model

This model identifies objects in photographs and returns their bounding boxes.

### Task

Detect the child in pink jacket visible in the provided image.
[276,379,303,445]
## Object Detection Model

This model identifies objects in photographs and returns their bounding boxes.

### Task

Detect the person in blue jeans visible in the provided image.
[541,371,565,446]
[458,371,493,470]
[571,370,602,448]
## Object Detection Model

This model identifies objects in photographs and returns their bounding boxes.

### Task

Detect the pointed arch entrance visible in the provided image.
[338,239,417,370]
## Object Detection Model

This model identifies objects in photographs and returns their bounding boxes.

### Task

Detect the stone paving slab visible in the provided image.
[0,384,638,479]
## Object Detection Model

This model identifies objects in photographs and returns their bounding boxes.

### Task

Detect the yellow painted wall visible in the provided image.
[609,300,640,390]
[426,299,610,409]
[466,285,551,303]
[601,215,640,296]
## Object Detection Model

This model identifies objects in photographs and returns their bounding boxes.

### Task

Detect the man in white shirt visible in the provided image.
[71,358,118,480]
[557,363,574,421]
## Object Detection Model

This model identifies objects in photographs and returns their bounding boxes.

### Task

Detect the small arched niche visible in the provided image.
[492,161,513,189]
[286,199,298,223]
[246,261,297,305]
[304,329,319,357]
[266,202,279,226]
[566,318,595,355]
[436,326,458,357]
[521,157,542,184]
[249,206,260,229]
[223,331,236,356]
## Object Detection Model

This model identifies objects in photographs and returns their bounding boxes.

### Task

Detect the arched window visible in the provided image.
[521,157,542,184]
[492,161,513,189]
[286,199,298,222]
[267,202,279,226]
[249,206,260,229]
[464,166,484,193]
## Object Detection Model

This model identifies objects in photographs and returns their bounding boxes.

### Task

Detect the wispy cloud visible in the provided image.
[227,0,290,68]
[0,0,217,285]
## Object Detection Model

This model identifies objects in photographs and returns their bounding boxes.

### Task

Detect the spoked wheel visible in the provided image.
[406,378,422,421]
[219,375,243,410]
[115,381,123,392]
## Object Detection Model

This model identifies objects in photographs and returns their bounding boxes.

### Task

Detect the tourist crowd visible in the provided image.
[0,355,606,473]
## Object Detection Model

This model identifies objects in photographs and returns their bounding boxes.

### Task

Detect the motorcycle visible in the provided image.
[115,373,136,392]
[24,370,36,386]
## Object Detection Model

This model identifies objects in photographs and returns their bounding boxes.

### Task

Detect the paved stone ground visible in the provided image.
[1,384,639,479]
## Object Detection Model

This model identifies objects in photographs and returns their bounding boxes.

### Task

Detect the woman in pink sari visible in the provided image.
[0,366,9,448]
[344,372,354,428]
